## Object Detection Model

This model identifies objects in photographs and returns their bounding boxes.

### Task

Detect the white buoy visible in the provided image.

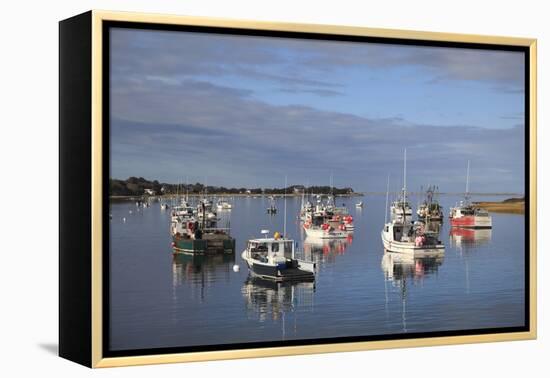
[122,217,126,223]
[129,210,133,214]
[232,264,240,272]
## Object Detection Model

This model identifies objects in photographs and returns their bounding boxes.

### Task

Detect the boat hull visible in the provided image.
[303,225,348,239]
[381,231,445,256]
[450,215,492,229]
[241,252,315,281]
[172,236,235,255]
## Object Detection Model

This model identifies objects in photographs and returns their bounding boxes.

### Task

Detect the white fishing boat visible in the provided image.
[301,195,354,234]
[381,150,445,256]
[303,216,349,239]
[381,221,445,255]
[355,201,364,208]
[299,191,314,221]
[194,197,218,220]
[267,197,277,214]
[171,200,194,222]
[241,230,315,281]
[216,200,232,210]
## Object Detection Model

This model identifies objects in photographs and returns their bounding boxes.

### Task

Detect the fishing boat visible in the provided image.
[449,161,492,229]
[267,197,277,214]
[417,185,443,221]
[302,198,354,234]
[196,198,218,221]
[381,150,445,256]
[171,219,235,255]
[449,204,492,228]
[299,191,314,221]
[241,230,316,281]
[303,212,349,239]
[382,220,445,255]
[160,203,169,210]
[390,195,412,222]
[355,201,364,208]
[171,199,194,222]
[216,200,232,210]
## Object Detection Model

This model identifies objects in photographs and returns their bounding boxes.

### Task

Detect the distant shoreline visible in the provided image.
[110,192,524,202]
[474,197,525,214]
[110,192,363,201]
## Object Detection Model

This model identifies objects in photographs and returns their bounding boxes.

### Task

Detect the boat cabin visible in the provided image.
[246,238,295,265]
[451,203,490,218]
[385,222,413,242]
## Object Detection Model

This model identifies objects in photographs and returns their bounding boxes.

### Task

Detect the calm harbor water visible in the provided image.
[109,195,525,351]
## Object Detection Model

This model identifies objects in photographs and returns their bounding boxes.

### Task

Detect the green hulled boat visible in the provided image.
[172,232,236,255]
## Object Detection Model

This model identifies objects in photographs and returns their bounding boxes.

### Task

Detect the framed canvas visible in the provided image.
[59,10,537,368]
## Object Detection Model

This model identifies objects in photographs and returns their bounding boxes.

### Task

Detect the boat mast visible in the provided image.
[283,175,288,237]
[403,148,407,198]
[329,171,334,206]
[385,174,390,224]
[185,175,189,202]
[402,149,407,219]
[465,160,471,202]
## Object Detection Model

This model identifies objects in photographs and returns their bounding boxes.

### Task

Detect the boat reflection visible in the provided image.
[381,251,444,285]
[449,227,492,249]
[449,228,492,294]
[381,251,444,332]
[301,235,353,263]
[172,254,235,301]
[241,276,315,324]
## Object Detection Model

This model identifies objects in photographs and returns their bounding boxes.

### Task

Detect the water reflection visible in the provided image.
[242,276,315,323]
[381,252,444,286]
[172,254,235,302]
[449,228,492,294]
[301,235,353,263]
[381,251,444,332]
[449,228,492,249]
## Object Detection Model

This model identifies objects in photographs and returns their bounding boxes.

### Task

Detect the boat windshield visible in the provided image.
[248,241,269,262]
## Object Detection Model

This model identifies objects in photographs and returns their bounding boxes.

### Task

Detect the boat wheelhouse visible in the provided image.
[241,230,316,281]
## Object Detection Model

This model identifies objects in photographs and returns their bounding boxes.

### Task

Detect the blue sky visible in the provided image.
[110,28,525,193]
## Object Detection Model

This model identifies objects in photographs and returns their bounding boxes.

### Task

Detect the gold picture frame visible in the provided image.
[59,10,537,368]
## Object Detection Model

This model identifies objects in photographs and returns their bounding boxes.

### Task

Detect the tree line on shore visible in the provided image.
[110,177,355,197]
